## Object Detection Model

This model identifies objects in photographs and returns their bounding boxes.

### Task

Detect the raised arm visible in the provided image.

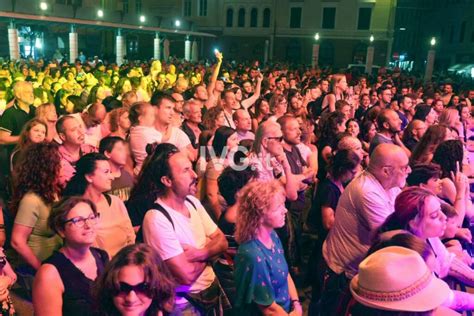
[241,74,263,110]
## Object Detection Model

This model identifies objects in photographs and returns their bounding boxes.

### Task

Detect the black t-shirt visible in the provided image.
[307,178,341,239]
[0,103,36,152]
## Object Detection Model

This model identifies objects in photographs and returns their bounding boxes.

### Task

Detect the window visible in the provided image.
[123,0,129,13]
[322,7,336,29]
[290,7,302,28]
[198,0,208,16]
[263,8,271,28]
[459,21,466,42]
[250,8,258,27]
[471,31,474,43]
[56,0,66,3]
[135,0,142,14]
[357,7,371,30]
[238,8,245,27]
[226,8,234,27]
[183,0,191,17]
[449,25,454,43]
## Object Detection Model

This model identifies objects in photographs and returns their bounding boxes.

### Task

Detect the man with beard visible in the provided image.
[192,84,208,108]
[369,109,410,157]
[278,115,316,274]
[142,145,228,315]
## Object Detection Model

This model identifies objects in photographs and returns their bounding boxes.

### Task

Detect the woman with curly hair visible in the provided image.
[10,118,48,172]
[94,244,175,316]
[202,106,225,133]
[234,180,302,316]
[10,142,62,271]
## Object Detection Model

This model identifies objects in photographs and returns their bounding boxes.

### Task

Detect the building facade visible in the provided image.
[0,0,399,68]
[392,0,474,73]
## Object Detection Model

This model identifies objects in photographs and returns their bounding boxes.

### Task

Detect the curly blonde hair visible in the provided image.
[235,180,285,244]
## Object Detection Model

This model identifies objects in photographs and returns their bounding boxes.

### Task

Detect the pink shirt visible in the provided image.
[58,144,96,188]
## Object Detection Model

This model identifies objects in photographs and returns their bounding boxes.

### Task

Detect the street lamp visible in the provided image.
[175,20,181,28]
[312,33,320,68]
[97,9,104,18]
[369,34,374,43]
[40,2,48,11]
[366,35,375,74]
[139,15,146,23]
[430,37,436,46]
[425,37,437,81]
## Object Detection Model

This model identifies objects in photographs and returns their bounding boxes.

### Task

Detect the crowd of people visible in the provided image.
[0,50,472,316]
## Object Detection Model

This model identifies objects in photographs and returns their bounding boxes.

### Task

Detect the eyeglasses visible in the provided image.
[266,136,283,142]
[63,213,100,228]
[384,164,411,173]
[116,282,152,297]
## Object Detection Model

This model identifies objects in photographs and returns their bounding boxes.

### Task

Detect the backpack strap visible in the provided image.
[151,203,175,229]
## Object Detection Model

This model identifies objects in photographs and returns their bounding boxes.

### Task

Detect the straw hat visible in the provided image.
[350,246,450,312]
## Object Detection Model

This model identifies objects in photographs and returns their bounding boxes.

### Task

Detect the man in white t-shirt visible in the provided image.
[151,93,196,161]
[142,145,228,315]
[318,144,410,314]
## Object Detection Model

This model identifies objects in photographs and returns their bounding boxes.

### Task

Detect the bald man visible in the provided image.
[322,143,410,275]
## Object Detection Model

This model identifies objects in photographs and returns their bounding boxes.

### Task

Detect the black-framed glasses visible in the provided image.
[116,282,152,297]
[63,213,100,228]
[267,136,283,142]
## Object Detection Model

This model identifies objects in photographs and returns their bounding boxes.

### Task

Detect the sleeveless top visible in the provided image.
[44,247,109,316]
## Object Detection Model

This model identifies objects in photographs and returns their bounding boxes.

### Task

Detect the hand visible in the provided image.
[289,302,303,316]
[451,161,467,196]
[182,244,206,262]
[215,51,223,62]
[0,276,9,302]
[455,228,472,243]
[257,73,264,82]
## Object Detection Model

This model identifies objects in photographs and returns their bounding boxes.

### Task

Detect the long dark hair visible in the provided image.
[212,126,236,158]
[10,142,61,215]
[94,244,175,315]
[129,143,179,202]
[63,153,109,196]
[432,139,463,179]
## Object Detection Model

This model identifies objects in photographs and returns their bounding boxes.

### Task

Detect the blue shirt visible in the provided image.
[234,230,290,314]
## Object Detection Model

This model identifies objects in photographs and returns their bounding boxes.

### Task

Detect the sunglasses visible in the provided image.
[116,282,152,297]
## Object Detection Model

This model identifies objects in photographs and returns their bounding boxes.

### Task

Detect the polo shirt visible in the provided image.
[0,102,36,153]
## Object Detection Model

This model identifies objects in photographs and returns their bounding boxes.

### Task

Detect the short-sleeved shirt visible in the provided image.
[369,133,394,155]
[142,195,217,300]
[307,178,341,239]
[234,231,291,314]
[129,125,162,175]
[0,103,36,152]
[93,194,136,258]
[14,192,63,262]
[58,144,97,188]
[167,126,192,150]
[322,171,401,278]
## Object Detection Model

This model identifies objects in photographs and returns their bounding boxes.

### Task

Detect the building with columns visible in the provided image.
[0,0,398,68]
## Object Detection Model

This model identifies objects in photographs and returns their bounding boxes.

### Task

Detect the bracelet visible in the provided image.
[291,299,301,305]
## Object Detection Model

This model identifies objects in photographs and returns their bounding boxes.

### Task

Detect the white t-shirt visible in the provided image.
[322,171,401,278]
[129,125,162,175]
[142,195,217,298]
[166,126,192,150]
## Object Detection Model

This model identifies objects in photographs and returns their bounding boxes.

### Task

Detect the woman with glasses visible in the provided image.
[33,196,109,316]
[94,244,175,316]
[63,153,135,257]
